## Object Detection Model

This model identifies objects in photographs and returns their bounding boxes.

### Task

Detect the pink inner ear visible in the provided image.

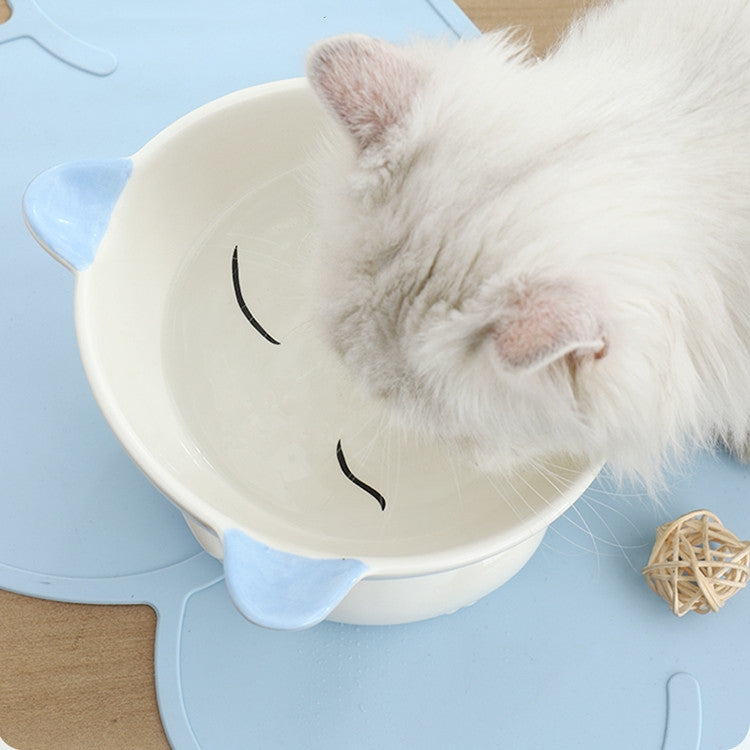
[306,35,423,150]
[492,281,607,370]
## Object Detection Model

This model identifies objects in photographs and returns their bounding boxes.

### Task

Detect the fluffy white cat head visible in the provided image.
[305,31,750,484]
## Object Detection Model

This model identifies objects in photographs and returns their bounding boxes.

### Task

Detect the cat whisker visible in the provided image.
[558,503,602,575]
[231,233,286,250]
[511,460,565,511]
[285,316,317,344]
[522,458,650,567]
[485,472,525,522]
[500,467,542,520]
[581,494,650,539]
[541,525,607,558]
[230,246,297,271]
[553,504,647,553]
[575,499,648,573]
[446,451,465,510]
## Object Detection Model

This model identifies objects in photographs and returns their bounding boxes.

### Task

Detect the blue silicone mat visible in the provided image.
[1,2,749,748]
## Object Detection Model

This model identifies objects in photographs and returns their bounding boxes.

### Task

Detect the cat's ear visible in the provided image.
[490,280,608,372]
[306,35,424,151]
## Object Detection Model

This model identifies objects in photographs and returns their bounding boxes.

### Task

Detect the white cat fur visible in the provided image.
[306,0,750,487]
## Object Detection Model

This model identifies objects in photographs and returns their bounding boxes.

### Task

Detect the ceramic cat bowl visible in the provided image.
[23,78,601,629]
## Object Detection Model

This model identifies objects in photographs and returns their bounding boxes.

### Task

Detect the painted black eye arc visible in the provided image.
[336,439,387,511]
[232,245,281,345]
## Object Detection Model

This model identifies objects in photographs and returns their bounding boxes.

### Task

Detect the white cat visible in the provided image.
[305,0,750,488]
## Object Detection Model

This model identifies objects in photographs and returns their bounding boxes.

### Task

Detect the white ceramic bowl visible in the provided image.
[24,78,601,629]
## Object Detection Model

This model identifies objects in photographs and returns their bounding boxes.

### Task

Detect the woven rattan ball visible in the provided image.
[642,510,750,617]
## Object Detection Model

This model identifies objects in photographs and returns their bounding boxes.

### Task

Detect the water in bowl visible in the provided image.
[162,165,586,561]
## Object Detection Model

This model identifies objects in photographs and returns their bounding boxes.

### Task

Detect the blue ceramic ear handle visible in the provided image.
[223,529,369,630]
[23,158,132,272]
[0,0,117,76]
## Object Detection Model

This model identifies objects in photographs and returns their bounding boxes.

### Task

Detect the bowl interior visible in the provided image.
[76,80,598,573]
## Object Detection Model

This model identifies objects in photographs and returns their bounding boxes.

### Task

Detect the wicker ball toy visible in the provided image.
[642,510,750,617]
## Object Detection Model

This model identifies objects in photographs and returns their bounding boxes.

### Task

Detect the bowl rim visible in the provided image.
[72,77,603,578]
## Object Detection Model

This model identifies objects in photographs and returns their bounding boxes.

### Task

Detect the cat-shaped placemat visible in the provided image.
[1,2,749,748]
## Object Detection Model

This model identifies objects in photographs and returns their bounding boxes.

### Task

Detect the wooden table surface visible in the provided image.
[0,2,589,748]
